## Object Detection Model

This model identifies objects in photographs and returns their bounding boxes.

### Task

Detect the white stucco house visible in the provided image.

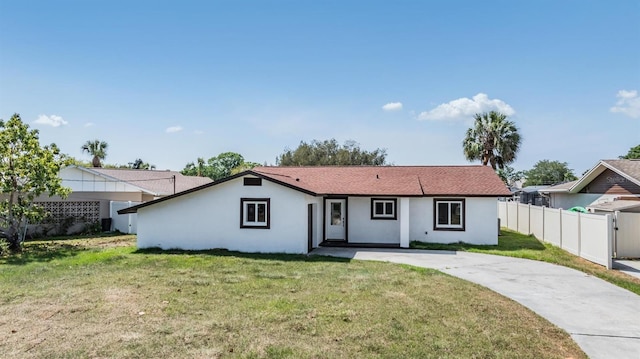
[119,166,511,254]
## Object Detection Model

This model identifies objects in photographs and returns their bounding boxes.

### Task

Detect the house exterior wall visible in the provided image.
[36,191,145,219]
[136,177,318,254]
[549,193,618,209]
[347,197,400,244]
[409,197,498,245]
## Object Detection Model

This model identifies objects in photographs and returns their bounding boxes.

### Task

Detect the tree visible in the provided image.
[523,160,578,186]
[276,139,387,166]
[619,145,640,159]
[463,111,521,170]
[81,139,108,167]
[128,158,156,170]
[0,114,71,252]
[181,152,257,180]
[496,165,526,187]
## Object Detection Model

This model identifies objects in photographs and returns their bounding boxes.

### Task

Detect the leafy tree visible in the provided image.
[496,165,526,187]
[463,111,521,170]
[0,114,71,252]
[128,158,156,170]
[619,145,640,159]
[182,152,257,180]
[276,139,387,166]
[81,139,108,167]
[523,160,578,186]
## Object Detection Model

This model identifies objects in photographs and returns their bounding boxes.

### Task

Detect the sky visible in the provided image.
[1,0,639,175]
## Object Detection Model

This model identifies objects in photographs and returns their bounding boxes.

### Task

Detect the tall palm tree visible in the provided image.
[463,111,521,170]
[81,140,108,167]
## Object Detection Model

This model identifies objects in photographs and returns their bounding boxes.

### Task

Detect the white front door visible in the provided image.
[326,199,346,241]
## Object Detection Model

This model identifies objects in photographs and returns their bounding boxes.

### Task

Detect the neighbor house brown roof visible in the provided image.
[252,166,511,196]
[84,167,213,196]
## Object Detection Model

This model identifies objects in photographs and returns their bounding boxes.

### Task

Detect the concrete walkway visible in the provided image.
[311,247,640,359]
[614,259,640,280]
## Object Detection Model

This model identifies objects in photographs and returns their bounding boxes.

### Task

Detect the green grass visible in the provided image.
[0,236,585,358]
[411,228,640,296]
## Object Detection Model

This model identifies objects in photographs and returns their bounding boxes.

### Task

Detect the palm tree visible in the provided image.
[463,111,521,170]
[81,140,108,167]
[129,158,156,170]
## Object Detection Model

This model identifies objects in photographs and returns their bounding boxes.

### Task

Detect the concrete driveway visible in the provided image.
[311,247,640,359]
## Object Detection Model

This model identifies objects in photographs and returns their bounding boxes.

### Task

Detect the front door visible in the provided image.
[325,199,346,241]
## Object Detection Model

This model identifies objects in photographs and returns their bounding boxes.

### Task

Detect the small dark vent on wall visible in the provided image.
[244,177,262,186]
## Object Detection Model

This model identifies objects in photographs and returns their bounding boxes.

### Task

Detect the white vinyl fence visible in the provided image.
[109,201,140,234]
[498,202,613,269]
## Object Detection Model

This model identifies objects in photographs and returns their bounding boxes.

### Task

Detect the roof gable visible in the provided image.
[568,160,640,193]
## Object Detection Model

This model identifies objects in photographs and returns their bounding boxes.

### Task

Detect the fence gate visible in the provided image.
[615,212,640,258]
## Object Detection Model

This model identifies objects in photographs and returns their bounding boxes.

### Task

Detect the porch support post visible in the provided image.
[400,197,410,248]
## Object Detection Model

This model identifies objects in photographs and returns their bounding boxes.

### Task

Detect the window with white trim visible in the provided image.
[371,198,397,220]
[434,199,465,230]
[240,198,270,229]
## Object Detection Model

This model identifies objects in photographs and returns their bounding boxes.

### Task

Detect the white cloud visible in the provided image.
[418,93,515,121]
[84,122,94,127]
[610,89,640,119]
[34,114,68,127]
[382,102,403,111]
[165,126,183,133]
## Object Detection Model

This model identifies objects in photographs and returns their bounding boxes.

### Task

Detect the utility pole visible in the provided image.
[172,175,176,194]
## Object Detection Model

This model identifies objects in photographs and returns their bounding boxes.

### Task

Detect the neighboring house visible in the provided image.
[119,166,511,254]
[540,159,640,212]
[32,166,212,234]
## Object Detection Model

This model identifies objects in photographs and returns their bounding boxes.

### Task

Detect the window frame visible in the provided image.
[370,198,397,220]
[240,198,270,229]
[433,198,465,231]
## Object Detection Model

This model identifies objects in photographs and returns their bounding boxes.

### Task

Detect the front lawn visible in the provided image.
[411,228,640,296]
[0,236,585,358]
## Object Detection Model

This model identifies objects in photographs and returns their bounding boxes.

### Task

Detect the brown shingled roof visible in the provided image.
[118,165,510,214]
[252,165,511,196]
[602,159,640,184]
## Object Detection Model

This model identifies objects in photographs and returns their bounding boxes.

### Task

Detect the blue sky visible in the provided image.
[1,0,639,175]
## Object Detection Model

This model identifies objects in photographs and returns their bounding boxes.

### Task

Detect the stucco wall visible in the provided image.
[409,197,498,245]
[136,177,318,254]
[347,197,400,244]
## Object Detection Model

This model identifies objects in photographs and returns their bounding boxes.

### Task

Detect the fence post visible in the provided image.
[577,212,581,257]
[606,214,613,269]
[542,206,545,242]
[613,211,619,259]
[505,202,508,230]
[528,204,531,235]
[559,209,563,248]
[127,201,133,234]
[516,202,520,232]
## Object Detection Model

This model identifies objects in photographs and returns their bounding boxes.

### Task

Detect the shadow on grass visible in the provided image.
[133,247,352,263]
[1,242,83,265]
[411,230,546,252]
[25,232,126,242]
